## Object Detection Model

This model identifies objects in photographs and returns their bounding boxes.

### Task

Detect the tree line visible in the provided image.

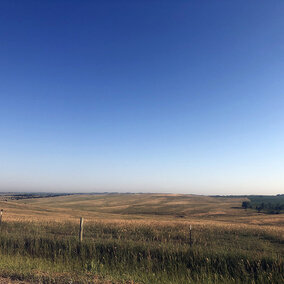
[242,198,284,214]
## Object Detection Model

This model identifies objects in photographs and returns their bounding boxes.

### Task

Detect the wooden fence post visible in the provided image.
[79,217,84,242]
[189,224,192,247]
[0,209,3,225]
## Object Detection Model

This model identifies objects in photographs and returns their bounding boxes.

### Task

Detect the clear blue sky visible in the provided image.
[0,1,283,194]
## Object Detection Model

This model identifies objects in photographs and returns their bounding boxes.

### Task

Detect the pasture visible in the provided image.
[0,194,283,283]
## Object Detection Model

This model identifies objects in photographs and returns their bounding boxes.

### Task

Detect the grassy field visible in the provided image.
[0,193,283,283]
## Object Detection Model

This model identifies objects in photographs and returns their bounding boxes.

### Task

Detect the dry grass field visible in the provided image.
[0,194,283,283]
[1,193,283,226]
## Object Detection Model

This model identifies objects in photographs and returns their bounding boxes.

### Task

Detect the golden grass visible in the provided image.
[0,194,283,234]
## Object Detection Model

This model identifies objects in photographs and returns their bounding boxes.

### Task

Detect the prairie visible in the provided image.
[0,194,283,283]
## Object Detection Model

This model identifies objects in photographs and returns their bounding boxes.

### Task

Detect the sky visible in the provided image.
[0,1,284,195]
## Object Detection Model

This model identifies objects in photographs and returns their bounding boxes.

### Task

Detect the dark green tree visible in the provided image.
[242,201,251,209]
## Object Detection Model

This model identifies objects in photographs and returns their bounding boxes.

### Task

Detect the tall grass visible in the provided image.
[0,221,283,283]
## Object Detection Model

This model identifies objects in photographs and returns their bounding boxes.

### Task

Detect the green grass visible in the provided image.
[0,220,283,283]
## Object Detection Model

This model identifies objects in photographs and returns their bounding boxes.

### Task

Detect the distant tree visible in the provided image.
[256,203,264,213]
[242,201,251,209]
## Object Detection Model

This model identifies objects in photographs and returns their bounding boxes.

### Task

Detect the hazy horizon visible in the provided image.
[1,1,284,195]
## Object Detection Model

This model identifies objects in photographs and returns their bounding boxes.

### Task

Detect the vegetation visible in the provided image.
[242,195,284,214]
[0,220,283,283]
[0,194,283,283]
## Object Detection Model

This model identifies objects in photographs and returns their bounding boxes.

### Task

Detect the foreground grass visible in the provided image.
[0,220,283,283]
